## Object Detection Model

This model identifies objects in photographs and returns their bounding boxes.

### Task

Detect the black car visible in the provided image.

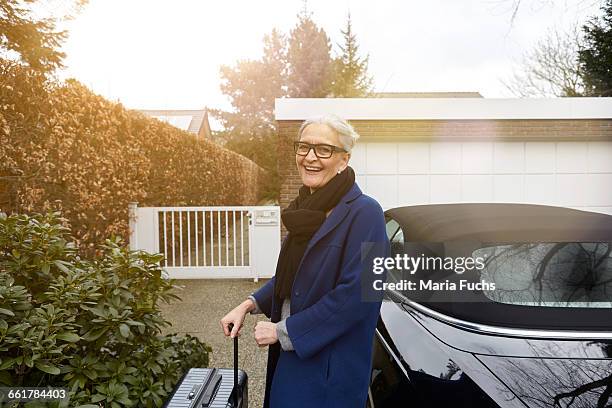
[368,204,612,408]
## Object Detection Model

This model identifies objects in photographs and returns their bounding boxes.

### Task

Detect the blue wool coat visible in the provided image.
[252,183,389,408]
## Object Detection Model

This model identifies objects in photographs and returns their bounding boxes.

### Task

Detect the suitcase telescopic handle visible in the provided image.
[227,323,239,407]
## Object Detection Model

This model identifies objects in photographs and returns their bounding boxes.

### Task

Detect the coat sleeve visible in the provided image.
[251,276,275,319]
[285,200,389,360]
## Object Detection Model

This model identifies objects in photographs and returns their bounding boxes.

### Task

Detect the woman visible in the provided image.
[221,115,389,408]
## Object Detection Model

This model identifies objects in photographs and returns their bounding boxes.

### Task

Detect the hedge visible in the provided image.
[0,60,266,252]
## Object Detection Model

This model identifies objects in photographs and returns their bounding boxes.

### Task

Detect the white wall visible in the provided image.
[351,141,612,215]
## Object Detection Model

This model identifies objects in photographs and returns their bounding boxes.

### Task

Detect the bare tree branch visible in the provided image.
[503,24,586,97]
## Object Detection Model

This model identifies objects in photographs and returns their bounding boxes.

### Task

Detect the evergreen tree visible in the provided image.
[0,0,86,73]
[578,0,612,96]
[330,13,373,97]
[286,9,333,97]
[261,29,289,126]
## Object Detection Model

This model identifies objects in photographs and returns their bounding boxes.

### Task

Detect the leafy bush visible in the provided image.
[0,211,211,407]
[0,59,267,253]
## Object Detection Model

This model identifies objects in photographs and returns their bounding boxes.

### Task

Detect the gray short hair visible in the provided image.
[297,115,360,153]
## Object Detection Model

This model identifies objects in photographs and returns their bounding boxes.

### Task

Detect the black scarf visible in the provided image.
[274,166,356,299]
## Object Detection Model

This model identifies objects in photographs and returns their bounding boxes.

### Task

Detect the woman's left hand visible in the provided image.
[254,321,278,347]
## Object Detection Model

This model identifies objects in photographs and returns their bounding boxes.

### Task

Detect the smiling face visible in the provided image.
[296,123,350,193]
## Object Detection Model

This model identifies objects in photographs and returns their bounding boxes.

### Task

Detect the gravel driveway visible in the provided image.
[159,279,270,408]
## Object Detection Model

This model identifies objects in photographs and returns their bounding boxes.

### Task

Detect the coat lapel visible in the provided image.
[303,183,362,254]
[288,182,363,312]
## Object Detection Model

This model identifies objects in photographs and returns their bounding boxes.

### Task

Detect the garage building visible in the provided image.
[275,97,612,219]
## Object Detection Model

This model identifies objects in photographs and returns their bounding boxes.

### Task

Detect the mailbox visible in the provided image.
[254,209,279,225]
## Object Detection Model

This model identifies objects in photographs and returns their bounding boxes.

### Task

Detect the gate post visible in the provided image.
[249,207,281,281]
[128,202,138,251]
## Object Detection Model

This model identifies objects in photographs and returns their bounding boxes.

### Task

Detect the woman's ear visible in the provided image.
[343,152,351,167]
[337,153,351,173]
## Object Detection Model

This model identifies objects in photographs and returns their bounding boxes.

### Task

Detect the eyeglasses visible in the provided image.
[294,141,347,159]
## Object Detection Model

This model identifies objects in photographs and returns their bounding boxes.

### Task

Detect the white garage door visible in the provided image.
[351,141,612,215]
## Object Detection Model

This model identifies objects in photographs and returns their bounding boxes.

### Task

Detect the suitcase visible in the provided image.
[164,325,248,408]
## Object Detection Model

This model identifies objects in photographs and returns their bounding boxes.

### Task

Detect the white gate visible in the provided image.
[128,203,280,280]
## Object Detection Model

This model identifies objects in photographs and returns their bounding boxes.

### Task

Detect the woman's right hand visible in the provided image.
[220,299,255,338]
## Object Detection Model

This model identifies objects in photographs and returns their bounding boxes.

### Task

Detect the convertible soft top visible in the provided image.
[386,203,612,243]
[385,203,612,330]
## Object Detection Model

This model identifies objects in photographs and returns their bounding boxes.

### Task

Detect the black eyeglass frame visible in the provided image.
[293,141,347,159]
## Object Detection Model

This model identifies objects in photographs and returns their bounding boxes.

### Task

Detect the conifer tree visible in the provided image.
[0,0,85,73]
[286,8,333,97]
[330,13,373,97]
[578,0,612,96]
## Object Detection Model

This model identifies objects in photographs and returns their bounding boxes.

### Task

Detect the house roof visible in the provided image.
[274,97,612,120]
[138,109,211,138]
[371,92,483,98]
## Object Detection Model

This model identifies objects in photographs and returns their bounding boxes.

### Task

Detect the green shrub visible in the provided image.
[0,211,211,407]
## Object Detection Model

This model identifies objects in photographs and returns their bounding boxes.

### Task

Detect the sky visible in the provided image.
[58,0,603,129]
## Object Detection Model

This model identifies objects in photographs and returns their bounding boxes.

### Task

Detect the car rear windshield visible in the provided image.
[475,242,612,308]
[386,240,612,330]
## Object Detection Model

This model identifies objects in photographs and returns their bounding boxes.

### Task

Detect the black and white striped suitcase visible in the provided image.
[163,328,248,408]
